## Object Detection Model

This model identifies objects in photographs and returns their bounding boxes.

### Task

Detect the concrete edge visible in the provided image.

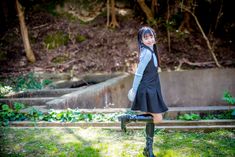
[7,119,235,128]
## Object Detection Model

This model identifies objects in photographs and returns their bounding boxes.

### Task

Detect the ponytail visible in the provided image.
[153,44,161,67]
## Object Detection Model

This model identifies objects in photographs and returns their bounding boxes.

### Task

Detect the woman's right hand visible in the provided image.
[128,88,136,102]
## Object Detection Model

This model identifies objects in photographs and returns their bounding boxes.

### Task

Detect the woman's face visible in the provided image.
[142,33,155,47]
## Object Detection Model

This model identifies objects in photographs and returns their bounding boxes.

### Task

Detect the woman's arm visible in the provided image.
[132,48,152,93]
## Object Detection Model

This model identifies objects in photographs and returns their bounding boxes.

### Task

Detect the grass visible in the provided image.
[0,128,234,157]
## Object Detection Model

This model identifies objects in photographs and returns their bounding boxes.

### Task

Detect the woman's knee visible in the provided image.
[153,114,162,124]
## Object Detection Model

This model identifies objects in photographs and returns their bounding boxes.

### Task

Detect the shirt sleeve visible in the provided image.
[132,48,152,92]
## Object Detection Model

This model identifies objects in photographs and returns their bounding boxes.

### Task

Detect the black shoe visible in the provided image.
[118,114,132,132]
[118,114,153,132]
[143,123,155,157]
[143,146,156,157]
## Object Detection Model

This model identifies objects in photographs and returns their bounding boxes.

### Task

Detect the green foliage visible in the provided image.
[15,73,42,91]
[223,91,235,118]
[178,111,233,120]
[223,91,235,105]
[13,72,52,91]
[44,109,120,123]
[0,103,26,126]
[28,107,44,121]
[44,32,69,49]
[202,111,232,120]
[178,113,201,121]
[1,103,233,126]
[0,72,52,97]
[0,105,121,126]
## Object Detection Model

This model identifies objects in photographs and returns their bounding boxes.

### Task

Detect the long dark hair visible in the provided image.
[137,26,161,67]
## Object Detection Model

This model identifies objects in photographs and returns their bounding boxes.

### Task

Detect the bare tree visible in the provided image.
[16,0,36,63]
[181,5,221,67]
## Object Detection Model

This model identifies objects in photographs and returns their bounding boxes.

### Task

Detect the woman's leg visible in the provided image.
[152,113,163,124]
[145,112,162,124]
[143,122,155,157]
[118,113,153,132]
[143,113,162,157]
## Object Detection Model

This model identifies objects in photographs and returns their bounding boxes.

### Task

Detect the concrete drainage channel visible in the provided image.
[0,70,235,131]
[0,72,130,109]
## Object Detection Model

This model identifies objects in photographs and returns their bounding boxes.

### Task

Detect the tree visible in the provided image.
[181,5,221,67]
[107,0,119,28]
[178,0,193,32]
[137,0,154,22]
[16,0,36,63]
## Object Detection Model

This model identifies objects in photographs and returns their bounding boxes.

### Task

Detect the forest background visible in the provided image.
[0,0,234,78]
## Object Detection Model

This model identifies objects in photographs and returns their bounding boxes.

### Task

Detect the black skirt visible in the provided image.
[131,52,168,113]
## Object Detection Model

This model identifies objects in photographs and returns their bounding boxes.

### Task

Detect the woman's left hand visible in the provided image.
[128,88,136,102]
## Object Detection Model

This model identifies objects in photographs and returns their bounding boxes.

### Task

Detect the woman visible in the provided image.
[118,26,168,157]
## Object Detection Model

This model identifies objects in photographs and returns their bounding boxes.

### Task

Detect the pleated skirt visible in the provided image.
[131,73,168,113]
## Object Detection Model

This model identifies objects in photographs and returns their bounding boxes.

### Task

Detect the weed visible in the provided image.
[178,113,201,121]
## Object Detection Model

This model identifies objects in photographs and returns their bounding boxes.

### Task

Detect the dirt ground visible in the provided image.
[0,10,235,78]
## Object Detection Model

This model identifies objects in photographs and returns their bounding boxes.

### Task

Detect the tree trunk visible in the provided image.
[16,0,36,63]
[106,0,110,27]
[137,0,154,22]
[109,0,119,28]
[178,11,192,32]
[178,1,193,32]
[166,0,171,53]
[151,0,158,15]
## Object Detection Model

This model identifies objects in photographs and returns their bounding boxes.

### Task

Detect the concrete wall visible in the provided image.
[46,68,235,109]
[160,68,235,107]
[46,73,133,109]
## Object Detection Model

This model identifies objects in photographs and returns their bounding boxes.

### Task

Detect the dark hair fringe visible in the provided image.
[137,26,161,67]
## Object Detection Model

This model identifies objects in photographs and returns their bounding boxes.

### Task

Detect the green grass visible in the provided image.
[0,128,234,157]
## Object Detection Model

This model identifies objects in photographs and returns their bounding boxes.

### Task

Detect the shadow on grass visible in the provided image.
[62,128,102,157]
[0,128,102,157]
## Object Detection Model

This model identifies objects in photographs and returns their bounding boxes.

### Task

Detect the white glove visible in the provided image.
[128,88,136,102]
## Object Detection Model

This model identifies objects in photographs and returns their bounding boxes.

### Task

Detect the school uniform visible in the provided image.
[131,45,168,113]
